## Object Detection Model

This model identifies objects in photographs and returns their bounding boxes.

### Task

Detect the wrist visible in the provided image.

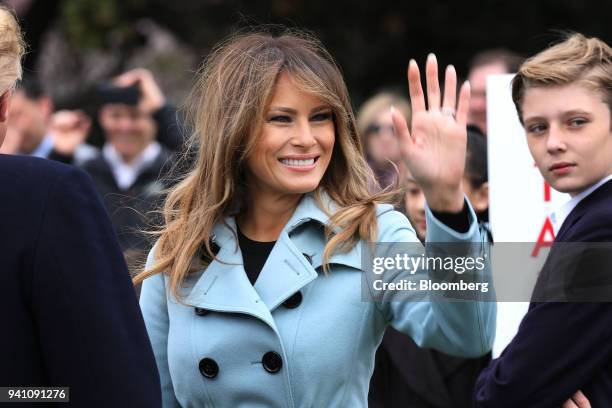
[424,187,465,213]
[148,96,166,114]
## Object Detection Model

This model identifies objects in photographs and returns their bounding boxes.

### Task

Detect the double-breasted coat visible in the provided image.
[140,193,495,407]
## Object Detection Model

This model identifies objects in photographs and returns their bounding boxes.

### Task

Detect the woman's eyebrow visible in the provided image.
[310,105,332,113]
[268,106,297,114]
[267,105,331,114]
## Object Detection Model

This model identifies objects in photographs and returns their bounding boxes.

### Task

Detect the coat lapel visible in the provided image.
[555,180,612,242]
[282,192,363,272]
[254,230,318,312]
[182,219,278,331]
[182,193,363,328]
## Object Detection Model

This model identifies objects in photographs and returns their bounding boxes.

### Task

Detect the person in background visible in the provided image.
[467,49,523,134]
[81,69,177,264]
[2,77,98,164]
[357,92,411,190]
[463,126,490,225]
[112,68,185,152]
[0,6,161,406]
[369,128,491,408]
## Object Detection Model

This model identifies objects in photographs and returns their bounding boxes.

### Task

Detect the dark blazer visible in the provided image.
[81,147,173,253]
[0,154,161,407]
[474,179,612,407]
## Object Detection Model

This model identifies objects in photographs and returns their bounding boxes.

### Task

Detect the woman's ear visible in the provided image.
[0,90,11,123]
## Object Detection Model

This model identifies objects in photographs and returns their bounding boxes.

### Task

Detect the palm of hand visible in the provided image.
[405,109,467,191]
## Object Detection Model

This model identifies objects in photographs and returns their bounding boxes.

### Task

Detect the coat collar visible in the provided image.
[183,192,362,328]
[280,191,362,271]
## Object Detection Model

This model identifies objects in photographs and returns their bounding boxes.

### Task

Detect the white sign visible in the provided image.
[486,74,570,357]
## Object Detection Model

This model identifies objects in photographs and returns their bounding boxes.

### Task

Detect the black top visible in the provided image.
[237,226,276,285]
[431,202,470,233]
[80,147,174,252]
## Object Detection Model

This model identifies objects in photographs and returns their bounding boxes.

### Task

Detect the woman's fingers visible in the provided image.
[408,55,467,124]
[425,54,441,111]
[456,80,471,127]
[390,106,412,154]
[442,65,457,112]
[408,60,426,113]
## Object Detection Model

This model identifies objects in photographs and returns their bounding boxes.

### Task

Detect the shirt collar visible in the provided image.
[551,174,612,233]
[29,135,54,159]
[102,142,161,190]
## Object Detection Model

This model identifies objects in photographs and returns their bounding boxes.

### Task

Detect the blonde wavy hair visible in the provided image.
[0,5,25,95]
[134,29,395,299]
[512,33,611,124]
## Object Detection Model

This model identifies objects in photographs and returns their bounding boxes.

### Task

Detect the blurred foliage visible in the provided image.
[59,0,145,49]
[23,0,612,107]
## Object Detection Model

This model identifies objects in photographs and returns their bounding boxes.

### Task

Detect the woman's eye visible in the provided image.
[269,115,291,123]
[311,112,332,122]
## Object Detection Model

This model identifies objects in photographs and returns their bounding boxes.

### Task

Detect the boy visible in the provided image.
[474,34,612,407]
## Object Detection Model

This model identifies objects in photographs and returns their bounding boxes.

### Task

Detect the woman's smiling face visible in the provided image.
[245,72,336,198]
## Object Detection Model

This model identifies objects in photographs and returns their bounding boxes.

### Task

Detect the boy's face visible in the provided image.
[522,83,612,196]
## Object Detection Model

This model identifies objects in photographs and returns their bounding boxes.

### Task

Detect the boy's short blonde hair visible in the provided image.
[512,33,611,124]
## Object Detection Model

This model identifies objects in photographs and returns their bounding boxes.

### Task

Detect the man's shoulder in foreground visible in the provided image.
[0,153,84,193]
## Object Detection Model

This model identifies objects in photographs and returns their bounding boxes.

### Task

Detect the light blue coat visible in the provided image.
[140,193,495,407]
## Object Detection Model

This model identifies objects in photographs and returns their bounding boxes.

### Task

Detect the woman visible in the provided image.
[357,92,411,190]
[137,30,495,407]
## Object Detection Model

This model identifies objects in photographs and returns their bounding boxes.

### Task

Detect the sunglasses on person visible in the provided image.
[365,123,395,136]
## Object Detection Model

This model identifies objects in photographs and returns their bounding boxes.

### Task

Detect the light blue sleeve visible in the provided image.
[139,246,181,408]
[374,202,496,358]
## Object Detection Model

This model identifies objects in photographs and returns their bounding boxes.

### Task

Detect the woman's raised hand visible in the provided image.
[391,54,470,212]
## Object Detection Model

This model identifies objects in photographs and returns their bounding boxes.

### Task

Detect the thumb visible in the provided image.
[390,106,412,156]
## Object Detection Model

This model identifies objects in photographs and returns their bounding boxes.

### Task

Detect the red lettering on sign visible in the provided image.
[544,181,551,202]
[532,217,555,257]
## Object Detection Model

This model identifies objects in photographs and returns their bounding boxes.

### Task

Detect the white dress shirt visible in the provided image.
[102,142,162,190]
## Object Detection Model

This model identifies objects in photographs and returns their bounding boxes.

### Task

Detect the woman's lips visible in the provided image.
[279,156,319,171]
